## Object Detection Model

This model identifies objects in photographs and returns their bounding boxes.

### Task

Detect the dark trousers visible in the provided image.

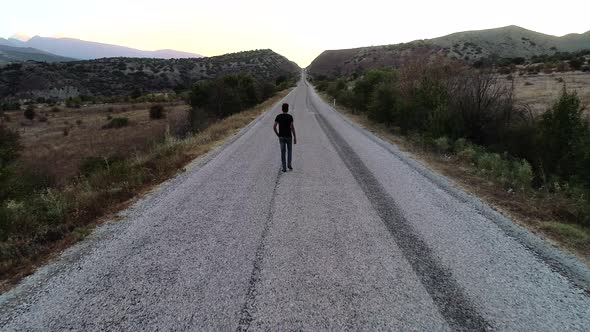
[279,137,292,170]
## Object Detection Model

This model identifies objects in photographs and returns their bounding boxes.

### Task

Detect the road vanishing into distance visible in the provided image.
[1,75,590,331]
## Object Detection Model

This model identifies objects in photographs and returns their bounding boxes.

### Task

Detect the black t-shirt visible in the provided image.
[275,113,293,138]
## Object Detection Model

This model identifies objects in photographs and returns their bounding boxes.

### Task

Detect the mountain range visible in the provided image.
[308,25,590,76]
[0,44,74,64]
[0,36,202,62]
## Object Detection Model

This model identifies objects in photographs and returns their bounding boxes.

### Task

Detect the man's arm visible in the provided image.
[273,121,279,137]
[291,122,297,144]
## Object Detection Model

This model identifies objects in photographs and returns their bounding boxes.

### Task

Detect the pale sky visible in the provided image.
[2,0,590,67]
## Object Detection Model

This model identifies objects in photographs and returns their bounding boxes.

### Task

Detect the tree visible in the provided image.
[539,88,589,180]
[569,58,583,71]
[352,68,397,112]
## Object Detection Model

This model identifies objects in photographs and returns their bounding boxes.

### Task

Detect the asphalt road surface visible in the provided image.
[1,76,590,331]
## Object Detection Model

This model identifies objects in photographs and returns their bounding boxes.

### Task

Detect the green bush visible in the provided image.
[352,68,397,112]
[102,117,129,129]
[368,82,399,124]
[188,73,276,124]
[476,152,502,175]
[539,88,589,181]
[457,146,476,163]
[65,97,82,108]
[38,188,71,223]
[510,159,533,191]
[434,136,451,153]
[453,138,467,153]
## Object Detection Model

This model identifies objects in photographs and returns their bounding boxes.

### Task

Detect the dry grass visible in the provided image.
[325,95,590,264]
[0,90,291,292]
[506,71,590,115]
[3,101,189,181]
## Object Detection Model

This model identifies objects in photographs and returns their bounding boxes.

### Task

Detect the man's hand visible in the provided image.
[293,138,297,144]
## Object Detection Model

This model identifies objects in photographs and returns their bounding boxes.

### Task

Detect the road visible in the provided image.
[1,76,590,331]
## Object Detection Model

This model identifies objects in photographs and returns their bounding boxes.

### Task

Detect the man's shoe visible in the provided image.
[282,168,287,172]
[288,165,293,170]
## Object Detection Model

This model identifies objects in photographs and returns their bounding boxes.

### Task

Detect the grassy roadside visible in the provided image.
[0,89,291,292]
[321,93,590,264]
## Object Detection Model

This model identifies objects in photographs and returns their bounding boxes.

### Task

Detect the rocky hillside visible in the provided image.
[308,25,590,77]
[0,49,300,100]
[431,25,590,60]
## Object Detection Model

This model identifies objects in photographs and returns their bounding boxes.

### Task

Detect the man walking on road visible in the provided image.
[273,103,297,172]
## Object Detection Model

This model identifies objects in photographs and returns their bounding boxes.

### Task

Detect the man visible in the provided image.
[273,103,297,172]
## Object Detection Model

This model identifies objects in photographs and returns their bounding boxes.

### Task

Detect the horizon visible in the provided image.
[2,0,590,67]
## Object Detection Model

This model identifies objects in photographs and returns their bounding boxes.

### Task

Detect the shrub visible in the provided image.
[457,146,476,163]
[368,82,400,124]
[65,97,82,108]
[0,125,20,170]
[188,107,209,132]
[102,117,129,129]
[1,101,21,111]
[79,155,124,176]
[539,88,589,181]
[51,107,61,113]
[24,106,36,120]
[38,188,71,222]
[453,138,467,153]
[434,136,451,153]
[188,73,267,121]
[511,159,533,191]
[476,152,502,175]
[569,58,583,71]
[352,68,397,112]
[448,71,516,146]
[149,104,165,119]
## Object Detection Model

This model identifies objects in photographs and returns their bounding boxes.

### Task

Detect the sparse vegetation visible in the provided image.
[0,83,291,289]
[188,72,295,131]
[102,117,129,129]
[313,61,590,253]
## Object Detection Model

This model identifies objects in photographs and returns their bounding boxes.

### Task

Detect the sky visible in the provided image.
[2,0,590,67]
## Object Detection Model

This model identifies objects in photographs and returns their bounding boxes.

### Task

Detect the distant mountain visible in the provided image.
[0,36,203,60]
[0,44,74,65]
[308,25,590,76]
[429,25,590,59]
[0,49,300,99]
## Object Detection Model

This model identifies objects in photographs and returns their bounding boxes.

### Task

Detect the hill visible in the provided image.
[0,36,203,60]
[0,49,300,100]
[308,25,590,77]
[0,45,74,64]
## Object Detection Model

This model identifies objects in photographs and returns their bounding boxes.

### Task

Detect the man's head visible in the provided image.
[282,103,289,113]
